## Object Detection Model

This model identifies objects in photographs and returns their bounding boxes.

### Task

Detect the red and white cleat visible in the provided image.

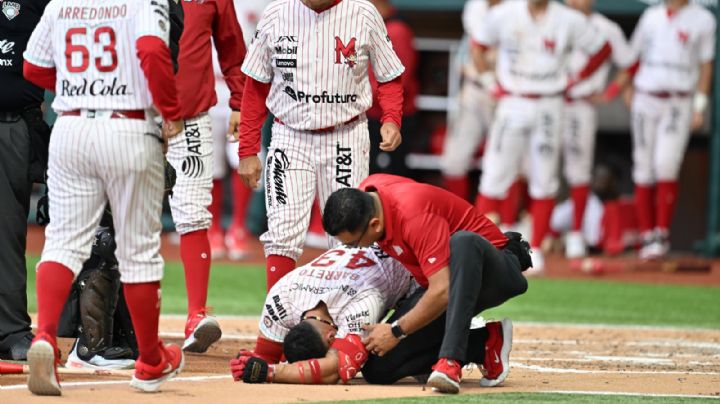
[480,318,513,387]
[27,332,61,396]
[130,343,184,393]
[426,358,462,394]
[182,308,222,353]
[208,227,227,260]
[225,226,249,261]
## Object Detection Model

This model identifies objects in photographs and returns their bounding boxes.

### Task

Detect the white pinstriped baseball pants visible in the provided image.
[261,118,370,260]
[40,114,165,283]
[166,113,214,235]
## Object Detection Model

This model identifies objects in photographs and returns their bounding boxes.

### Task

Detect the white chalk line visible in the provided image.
[0,375,231,391]
[512,362,720,376]
[544,390,720,400]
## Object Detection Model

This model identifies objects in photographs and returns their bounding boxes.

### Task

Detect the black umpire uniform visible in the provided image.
[0,0,51,361]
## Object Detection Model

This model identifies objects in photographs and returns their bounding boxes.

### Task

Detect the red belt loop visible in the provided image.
[274,115,360,133]
[61,109,146,120]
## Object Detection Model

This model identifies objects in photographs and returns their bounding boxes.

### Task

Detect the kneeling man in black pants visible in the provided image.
[322,174,533,394]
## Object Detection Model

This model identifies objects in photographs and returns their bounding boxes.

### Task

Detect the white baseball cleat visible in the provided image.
[565,231,587,259]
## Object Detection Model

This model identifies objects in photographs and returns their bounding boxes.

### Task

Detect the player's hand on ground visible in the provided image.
[227,110,241,143]
[362,323,399,357]
[230,351,252,381]
[379,122,401,152]
[238,155,263,189]
[691,111,704,131]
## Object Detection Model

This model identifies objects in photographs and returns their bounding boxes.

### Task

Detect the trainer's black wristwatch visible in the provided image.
[391,320,407,339]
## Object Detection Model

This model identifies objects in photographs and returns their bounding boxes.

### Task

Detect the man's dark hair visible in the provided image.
[322,188,375,236]
[283,322,328,363]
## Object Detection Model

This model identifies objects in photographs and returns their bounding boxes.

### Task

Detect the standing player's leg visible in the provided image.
[261,124,317,290]
[225,140,254,260]
[650,95,693,257]
[316,119,371,245]
[562,100,597,259]
[165,114,220,352]
[477,97,531,220]
[630,93,662,258]
[526,97,564,272]
[209,104,230,259]
[29,117,107,396]
[441,80,490,200]
[100,118,183,392]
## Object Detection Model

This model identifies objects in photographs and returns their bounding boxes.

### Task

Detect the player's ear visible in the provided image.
[368,217,382,235]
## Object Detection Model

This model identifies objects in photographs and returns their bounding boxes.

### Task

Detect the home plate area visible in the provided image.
[1,318,719,403]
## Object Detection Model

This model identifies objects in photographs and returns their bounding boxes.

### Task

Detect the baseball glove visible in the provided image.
[164,160,176,195]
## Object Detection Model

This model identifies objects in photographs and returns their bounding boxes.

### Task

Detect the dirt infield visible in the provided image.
[2,318,719,402]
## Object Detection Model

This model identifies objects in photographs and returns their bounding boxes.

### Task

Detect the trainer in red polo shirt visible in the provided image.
[322,174,531,394]
[359,174,508,288]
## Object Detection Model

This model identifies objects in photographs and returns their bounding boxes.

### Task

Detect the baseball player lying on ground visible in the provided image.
[229,245,513,388]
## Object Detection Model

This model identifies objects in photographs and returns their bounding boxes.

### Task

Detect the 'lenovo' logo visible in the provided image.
[0,39,15,54]
[276,59,297,68]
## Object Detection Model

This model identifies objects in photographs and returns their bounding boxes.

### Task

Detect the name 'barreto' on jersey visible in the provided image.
[241,0,405,131]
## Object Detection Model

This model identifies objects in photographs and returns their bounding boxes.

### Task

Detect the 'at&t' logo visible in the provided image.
[334,36,357,68]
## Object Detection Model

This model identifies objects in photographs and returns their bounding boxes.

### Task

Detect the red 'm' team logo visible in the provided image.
[543,37,556,53]
[677,30,689,45]
[335,36,357,68]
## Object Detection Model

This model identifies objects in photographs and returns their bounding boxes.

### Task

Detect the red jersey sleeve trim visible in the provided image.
[471,39,489,51]
[23,61,56,92]
[238,77,271,158]
[136,36,181,121]
[377,76,403,128]
[576,42,612,81]
[627,60,641,77]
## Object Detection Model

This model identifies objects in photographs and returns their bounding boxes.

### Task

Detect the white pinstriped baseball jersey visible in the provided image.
[242,0,405,130]
[260,245,413,341]
[631,3,716,93]
[473,1,605,95]
[566,13,635,99]
[462,0,490,40]
[24,0,170,112]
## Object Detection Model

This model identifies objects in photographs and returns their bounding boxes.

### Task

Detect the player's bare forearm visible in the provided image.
[471,45,491,74]
[397,267,449,335]
[697,61,713,95]
[271,353,339,384]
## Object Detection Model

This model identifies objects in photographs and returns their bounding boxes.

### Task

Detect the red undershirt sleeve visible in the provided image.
[238,77,271,158]
[376,76,403,127]
[23,61,56,92]
[212,0,247,110]
[136,36,181,121]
